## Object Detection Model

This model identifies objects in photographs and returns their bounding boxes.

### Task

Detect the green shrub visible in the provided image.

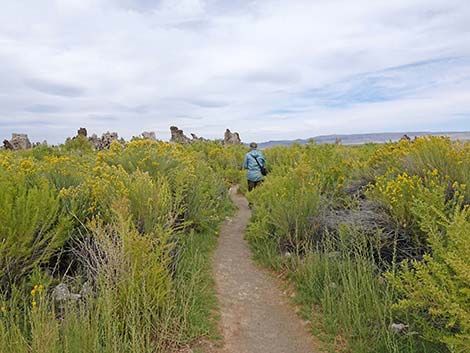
[0,173,71,287]
[62,136,94,154]
[390,204,470,352]
[247,171,323,252]
[0,140,232,352]
[127,170,178,233]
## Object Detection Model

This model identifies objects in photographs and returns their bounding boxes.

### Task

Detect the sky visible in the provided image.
[1,0,470,144]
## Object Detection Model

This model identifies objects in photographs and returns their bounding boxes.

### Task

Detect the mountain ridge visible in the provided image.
[257,131,470,148]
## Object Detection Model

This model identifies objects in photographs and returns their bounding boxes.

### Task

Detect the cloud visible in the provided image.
[25,104,62,113]
[88,115,119,123]
[24,79,85,97]
[0,0,470,143]
[0,119,51,127]
[240,70,300,85]
[189,99,229,108]
[117,0,163,11]
[298,56,470,108]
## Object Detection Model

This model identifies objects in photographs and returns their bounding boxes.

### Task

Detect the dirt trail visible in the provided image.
[213,187,320,353]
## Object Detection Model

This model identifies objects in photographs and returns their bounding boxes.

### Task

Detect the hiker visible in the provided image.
[243,142,267,191]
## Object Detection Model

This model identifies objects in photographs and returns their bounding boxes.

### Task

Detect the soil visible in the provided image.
[212,187,322,353]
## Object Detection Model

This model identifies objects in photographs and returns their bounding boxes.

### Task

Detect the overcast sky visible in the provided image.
[1,0,469,143]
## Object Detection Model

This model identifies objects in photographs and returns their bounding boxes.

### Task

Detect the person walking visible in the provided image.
[243,142,267,191]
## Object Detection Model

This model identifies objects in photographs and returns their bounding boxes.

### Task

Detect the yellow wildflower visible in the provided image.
[19,158,35,173]
[31,284,44,297]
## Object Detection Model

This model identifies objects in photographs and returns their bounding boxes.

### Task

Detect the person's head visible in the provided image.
[249,142,258,150]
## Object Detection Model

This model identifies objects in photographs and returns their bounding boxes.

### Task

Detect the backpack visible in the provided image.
[252,155,268,176]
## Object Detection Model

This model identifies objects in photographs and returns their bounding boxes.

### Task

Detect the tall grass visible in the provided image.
[0,226,222,353]
[249,230,443,353]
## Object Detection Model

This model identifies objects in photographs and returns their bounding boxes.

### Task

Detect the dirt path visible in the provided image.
[212,187,320,353]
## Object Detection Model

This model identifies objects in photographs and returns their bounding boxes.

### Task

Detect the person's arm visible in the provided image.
[243,154,248,169]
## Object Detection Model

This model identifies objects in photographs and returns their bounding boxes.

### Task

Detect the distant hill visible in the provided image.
[257,131,470,149]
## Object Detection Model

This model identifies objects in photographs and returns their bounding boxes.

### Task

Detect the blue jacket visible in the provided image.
[243,149,266,182]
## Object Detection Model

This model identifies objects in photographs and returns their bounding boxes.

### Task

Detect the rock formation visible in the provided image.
[223,129,241,145]
[2,139,14,150]
[190,133,208,142]
[77,127,88,137]
[170,126,191,144]
[32,140,48,148]
[100,131,119,149]
[88,131,119,150]
[87,134,99,147]
[3,133,32,150]
[141,131,157,141]
[65,128,89,146]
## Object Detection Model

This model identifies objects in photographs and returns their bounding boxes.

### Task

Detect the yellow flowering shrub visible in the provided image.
[247,170,323,250]
[0,139,231,288]
[40,155,89,189]
[247,144,348,251]
[127,170,177,233]
[367,171,422,228]
[0,140,234,352]
[389,205,470,352]
[247,137,470,352]
[366,139,412,176]
[0,150,13,170]
[18,158,36,173]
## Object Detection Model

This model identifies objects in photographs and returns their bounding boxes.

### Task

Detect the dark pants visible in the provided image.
[248,180,262,192]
